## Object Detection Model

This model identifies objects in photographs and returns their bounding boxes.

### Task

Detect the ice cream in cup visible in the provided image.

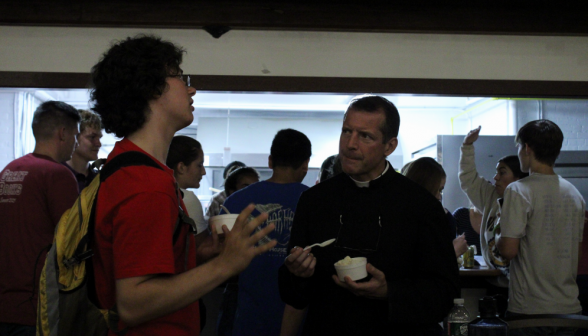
[210,214,240,234]
[334,256,368,281]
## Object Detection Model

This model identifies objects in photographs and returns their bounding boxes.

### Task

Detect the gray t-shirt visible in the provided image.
[501,173,585,314]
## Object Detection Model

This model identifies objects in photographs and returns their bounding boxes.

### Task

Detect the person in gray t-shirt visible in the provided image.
[498,119,586,336]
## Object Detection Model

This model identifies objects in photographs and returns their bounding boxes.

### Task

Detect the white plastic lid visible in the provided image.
[454,298,465,304]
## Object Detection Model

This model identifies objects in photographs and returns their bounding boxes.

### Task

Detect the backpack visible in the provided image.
[37,151,195,336]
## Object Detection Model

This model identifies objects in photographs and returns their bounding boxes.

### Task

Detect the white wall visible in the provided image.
[0,92,15,170]
[397,108,460,163]
[453,100,516,136]
[1,27,588,81]
[198,107,467,170]
[197,117,342,168]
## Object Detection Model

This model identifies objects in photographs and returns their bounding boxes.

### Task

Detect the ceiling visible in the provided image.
[2,1,587,36]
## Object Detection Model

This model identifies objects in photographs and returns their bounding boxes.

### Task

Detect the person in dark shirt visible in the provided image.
[316,154,342,184]
[403,157,469,257]
[63,109,103,192]
[279,95,459,336]
[452,206,482,255]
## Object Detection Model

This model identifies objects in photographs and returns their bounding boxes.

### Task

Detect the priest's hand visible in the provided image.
[284,246,316,278]
[332,263,387,299]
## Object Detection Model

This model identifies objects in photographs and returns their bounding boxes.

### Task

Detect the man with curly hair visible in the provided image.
[90,34,277,335]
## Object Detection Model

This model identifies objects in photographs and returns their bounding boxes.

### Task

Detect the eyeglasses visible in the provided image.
[169,73,191,87]
[334,214,382,254]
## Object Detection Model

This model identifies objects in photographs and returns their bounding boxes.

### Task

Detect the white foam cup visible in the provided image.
[210,214,240,234]
[334,257,368,281]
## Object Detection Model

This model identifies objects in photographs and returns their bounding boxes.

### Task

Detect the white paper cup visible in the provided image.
[210,214,240,234]
[334,257,367,281]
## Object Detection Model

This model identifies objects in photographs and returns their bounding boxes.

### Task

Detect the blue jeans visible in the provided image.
[216,282,239,336]
[0,323,35,336]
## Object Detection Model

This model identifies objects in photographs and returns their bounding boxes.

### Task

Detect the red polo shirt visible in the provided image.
[93,139,199,335]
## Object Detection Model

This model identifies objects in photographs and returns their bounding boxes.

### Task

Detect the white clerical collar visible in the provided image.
[349,161,390,188]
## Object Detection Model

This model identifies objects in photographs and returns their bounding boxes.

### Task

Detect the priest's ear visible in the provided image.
[384,137,399,156]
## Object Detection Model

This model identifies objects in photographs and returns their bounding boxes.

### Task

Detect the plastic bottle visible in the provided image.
[468,296,509,336]
[448,298,471,336]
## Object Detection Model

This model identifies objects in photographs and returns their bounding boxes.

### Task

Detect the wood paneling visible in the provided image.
[2,71,588,98]
[0,72,91,89]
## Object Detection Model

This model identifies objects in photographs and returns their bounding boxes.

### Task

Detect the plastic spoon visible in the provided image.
[220,205,231,214]
[303,238,336,251]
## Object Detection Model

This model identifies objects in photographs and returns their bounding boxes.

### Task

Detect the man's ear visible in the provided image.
[303,158,310,172]
[384,137,399,157]
[524,143,533,156]
[268,155,274,169]
[58,127,67,142]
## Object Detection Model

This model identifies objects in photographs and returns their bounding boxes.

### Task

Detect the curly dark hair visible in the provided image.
[90,34,185,138]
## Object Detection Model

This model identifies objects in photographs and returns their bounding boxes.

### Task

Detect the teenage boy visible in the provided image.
[64,109,103,192]
[0,101,80,335]
[221,128,311,336]
[90,34,276,335]
[498,119,585,335]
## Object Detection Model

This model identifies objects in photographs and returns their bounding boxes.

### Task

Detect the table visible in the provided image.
[459,255,502,277]
[460,266,502,277]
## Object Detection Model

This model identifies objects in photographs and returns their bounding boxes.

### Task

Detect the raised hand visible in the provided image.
[284,246,316,278]
[217,203,277,275]
[332,263,387,299]
[463,126,481,145]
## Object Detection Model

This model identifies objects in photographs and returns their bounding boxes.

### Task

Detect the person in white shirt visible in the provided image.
[166,135,210,245]
[497,119,585,336]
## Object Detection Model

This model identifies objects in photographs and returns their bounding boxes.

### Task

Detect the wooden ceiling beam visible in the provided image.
[1,1,588,36]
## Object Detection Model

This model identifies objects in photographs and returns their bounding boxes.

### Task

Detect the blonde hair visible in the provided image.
[402,157,446,196]
[79,109,102,133]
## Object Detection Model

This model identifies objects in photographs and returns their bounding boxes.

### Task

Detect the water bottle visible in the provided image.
[468,296,509,336]
[448,298,471,336]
